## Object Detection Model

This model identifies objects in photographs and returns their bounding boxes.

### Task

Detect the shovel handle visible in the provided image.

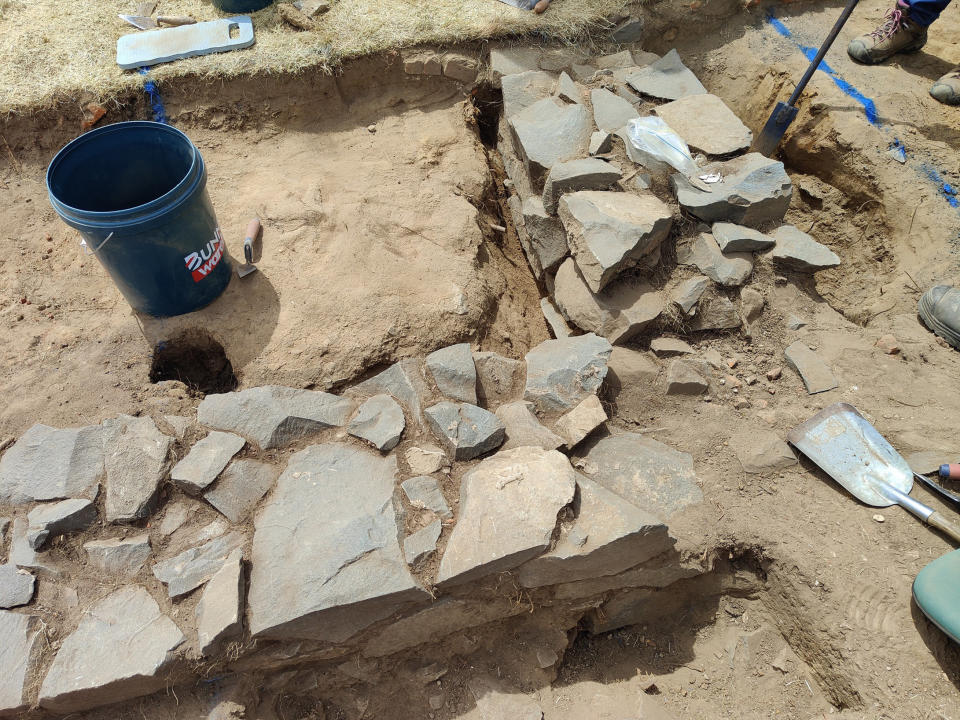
[928,511,960,544]
[787,0,861,106]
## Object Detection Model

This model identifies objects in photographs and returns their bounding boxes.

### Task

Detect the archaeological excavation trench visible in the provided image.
[3,2,960,719]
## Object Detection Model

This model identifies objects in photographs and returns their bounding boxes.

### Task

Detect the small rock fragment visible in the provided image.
[609,16,644,43]
[473,351,524,409]
[495,401,564,451]
[102,415,172,523]
[626,49,707,100]
[873,514,885,523]
[0,564,35,608]
[404,519,442,566]
[876,334,900,355]
[590,88,638,133]
[712,222,775,253]
[524,333,613,413]
[509,97,593,190]
[554,395,607,448]
[426,343,478,404]
[670,275,710,314]
[196,548,244,655]
[348,394,406,451]
[203,460,278,523]
[401,476,452,519]
[767,225,841,272]
[350,359,430,429]
[542,158,621,215]
[152,532,244,599]
[589,130,613,156]
[520,196,569,273]
[666,360,709,395]
[489,48,542,87]
[404,445,449,475]
[651,338,694,357]
[555,71,581,103]
[424,402,505,461]
[541,297,573,338]
[730,429,797,473]
[741,287,765,322]
[766,366,782,381]
[784,341,838,394]
[26,498,97,549]
[594,50,636,70]
[677,232,753,287]
[84,535,151,577]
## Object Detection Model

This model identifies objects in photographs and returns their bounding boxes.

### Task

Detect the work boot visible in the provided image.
[931,66,960,105]
[847,1,927,64]
[918,285,960,349]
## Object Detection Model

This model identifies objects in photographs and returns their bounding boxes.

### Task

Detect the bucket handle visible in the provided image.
[80,232,114,255]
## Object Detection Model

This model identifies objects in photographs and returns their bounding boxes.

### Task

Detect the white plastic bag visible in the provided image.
[626,116,698,176]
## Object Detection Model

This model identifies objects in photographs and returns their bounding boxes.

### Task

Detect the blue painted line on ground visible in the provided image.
[138,67,168,124]
[920,164,960,207]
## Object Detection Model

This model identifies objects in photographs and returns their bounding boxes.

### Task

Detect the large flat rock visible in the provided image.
[197,386,354,450]
[509,97,593,190]
[152,532,244,598]
[559,191,673,293]
[196,548,243,655]
[524,333,612,413]
[518,477,672,588]
[576,433,703,520]
[426,343,478,404]
[437,447,577,586]
[424,402,506,461]
[655,94,752,155]
[672,153,792,227]
[501,70,555,118]
[0,424,103,505]
[767,225,841,272]
[39,586,184,714]
[591,88,639,133]
[676,232,753,287]
[542,158,621,215]
[102,415,172,523]
[348,394,406,451]
[553,257,665,344]
[0,611,39,716]
[26,498,96,549]
[171,431,246,494]
[84,535,151,577]
[0,564,35,608]
[248,444,428,641]
[626,49,707,100]
[203,459,277,523]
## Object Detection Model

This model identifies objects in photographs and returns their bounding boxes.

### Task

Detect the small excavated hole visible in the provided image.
[471,83,503,149]
[149,330,237,395]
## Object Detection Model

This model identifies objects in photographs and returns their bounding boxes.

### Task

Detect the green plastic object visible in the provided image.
[913,549,960,644]
[212,0,274,11]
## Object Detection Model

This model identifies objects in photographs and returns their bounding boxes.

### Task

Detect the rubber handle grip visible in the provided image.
[245,218,261,242]
[156,16,197,25]
[928,511,960,544]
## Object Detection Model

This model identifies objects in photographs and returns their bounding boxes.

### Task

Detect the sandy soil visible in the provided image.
[3,1,960,719]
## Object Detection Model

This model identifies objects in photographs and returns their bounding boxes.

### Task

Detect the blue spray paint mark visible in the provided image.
[138,67,168,124]
[767,12,878,124]
[920,165,960,207]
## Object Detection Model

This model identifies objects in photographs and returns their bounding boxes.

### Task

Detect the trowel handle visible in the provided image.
[244,218,260,264]
[928,512,960,544]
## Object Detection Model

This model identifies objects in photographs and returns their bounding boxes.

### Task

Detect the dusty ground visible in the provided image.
[2,0,960,718]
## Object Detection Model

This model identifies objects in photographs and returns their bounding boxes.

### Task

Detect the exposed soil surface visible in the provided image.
[3,1,960,719]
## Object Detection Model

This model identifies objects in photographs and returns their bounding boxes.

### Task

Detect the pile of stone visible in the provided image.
[491,46,841,347]
[0,335,704,716]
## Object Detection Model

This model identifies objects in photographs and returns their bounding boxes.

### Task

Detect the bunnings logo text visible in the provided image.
[184,229,225,282]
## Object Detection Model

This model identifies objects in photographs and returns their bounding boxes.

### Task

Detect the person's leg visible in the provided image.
[903,0,951,26]
[847,0,929,64]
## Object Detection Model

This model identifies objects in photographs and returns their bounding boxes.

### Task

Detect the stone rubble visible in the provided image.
[669,275,710,315]
[784,341,839,394]
[591,88,639,133]
[84,535,151,577]
[424,401,506,461]
[171,431,246,494]
[473,351,524,409]
[426,343,478,404]
[348,394,406,451]
[0,423,103,505]
[203,459,277,524]
[197,386,353,450]
[712,222,775,253]
[350,358,432,429]
[102,415,171,523]
[404,445,449,476]
[589,130,613,155]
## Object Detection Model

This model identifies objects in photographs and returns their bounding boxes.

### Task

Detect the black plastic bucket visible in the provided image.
[212,0,275,11]
[47,121,231,318]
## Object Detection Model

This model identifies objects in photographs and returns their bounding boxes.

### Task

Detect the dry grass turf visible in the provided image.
[0,0,635,115]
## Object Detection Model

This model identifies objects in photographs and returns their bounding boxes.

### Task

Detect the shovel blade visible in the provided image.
[751,101,799,157]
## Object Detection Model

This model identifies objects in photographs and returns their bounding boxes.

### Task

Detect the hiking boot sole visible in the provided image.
[847,37,927,65]
[918,290,960,349]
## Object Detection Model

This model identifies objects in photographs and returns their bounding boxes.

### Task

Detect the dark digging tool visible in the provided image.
[753,0,861,156]
[788,403,960,543]
[237,217,261,278]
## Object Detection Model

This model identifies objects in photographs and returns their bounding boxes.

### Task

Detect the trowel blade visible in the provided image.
[119,14,159,29]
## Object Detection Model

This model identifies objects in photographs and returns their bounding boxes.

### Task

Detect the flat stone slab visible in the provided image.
[348,394,406,451]
[7,517,57,576]
[426,343,478,404]
[784,341,838,394]
[730,429,798,473]
[203,459,277,524]
[248,444,428,641]
[501,70,555,118]
[349,358,431,429]
[576,432,703,520]
[670,275,710,314]
[0,423,103,505]
[489,48,541,86]
[197,386,354,450]
[541,297,574,339]
[518,476,672,588]
[690,295,742,331]
[589,130,613,155]
[0,564,35,608]
[437,447,577,586]
[767,225,841,272]
[509,97,593,189]
[495,401,564,451]
[84,535,151,577]
[677,232,753,287]
[554,395,607,448]
[559,191,673,293]
[102,415,172,523]
[473,351,524,409]
[651,337,694,356]
[553,259,664,344]
[152,531,244,598]
[591,88,638,133]
[524,333,613,413]
[655,94,752,155]
[672,153,792,227]
[0,611,39,715]
[712,222,775,253]
[196,548,243,655]
[404,519,442,566]
[39,586,184,714]
[542,158,621,215]
[401,475,452,519]
[424,402,506,461]
[626,49,707,100]
[26,498,97,549]
[404,445,449,475]
[171,431,246,494]
[666,359,709,395]
[520,197,569,273]
[555,70,582,104]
